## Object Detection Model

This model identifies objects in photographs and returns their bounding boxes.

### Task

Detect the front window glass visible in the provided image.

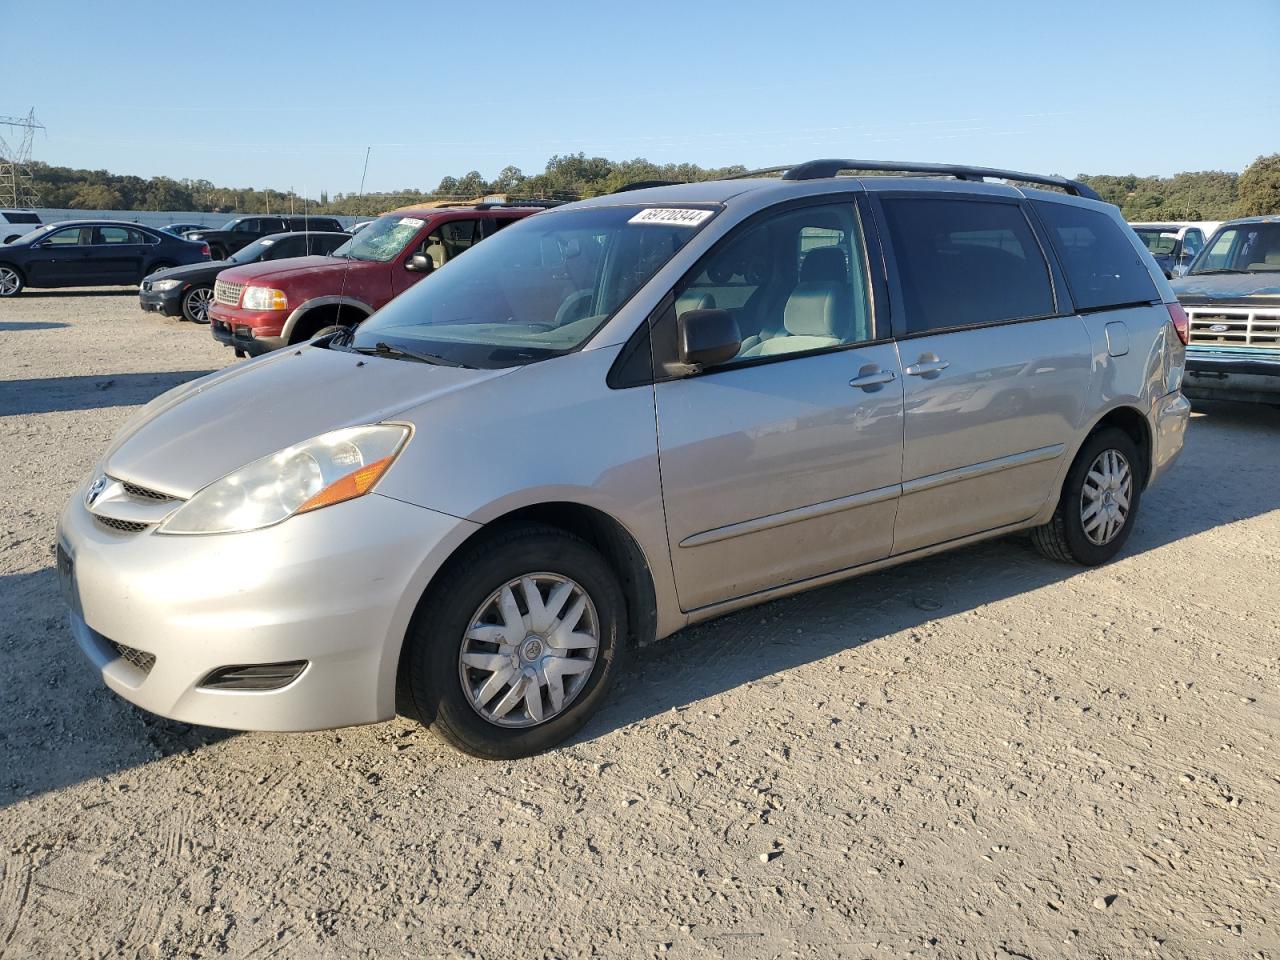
[677,201,872,359]
[229,219,258,233]
[350,205,716,368]
[1133,228,1178,256]
[331,214,426,263]
[44,227,86,246]
[1188,223,1280,274]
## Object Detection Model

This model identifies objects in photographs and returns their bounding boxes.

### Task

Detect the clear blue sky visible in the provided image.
[5,0,1278,195]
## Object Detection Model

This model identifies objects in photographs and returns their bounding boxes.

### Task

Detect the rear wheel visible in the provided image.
[146,261,174,279]
[209,245,227,261]
[0,265,22,297]
[1032,427,1142,566]
[401,524,626,759]
[181,284,214,323]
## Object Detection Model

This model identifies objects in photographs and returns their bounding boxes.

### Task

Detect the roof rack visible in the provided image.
[732,159,1100,201]
[610,179,688,193]
[472,199,566,210]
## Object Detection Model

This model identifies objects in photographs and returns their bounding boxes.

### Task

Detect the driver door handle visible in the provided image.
[904,354,950,378]
[849,365,897,391]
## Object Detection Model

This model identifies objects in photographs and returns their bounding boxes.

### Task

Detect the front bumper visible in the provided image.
[209,303,287,356]
[56,484,478,731]
[138,285,184,317]
[1184,352,1280,404]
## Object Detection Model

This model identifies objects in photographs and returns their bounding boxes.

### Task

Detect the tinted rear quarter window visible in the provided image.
[1033,201,1157,311]
[879,197,1055,334]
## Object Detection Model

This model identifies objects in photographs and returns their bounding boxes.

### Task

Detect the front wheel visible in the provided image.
[401,524,627,759]
[1031,427,1142,565]
[181,284,214,323]
[0,265,23,297]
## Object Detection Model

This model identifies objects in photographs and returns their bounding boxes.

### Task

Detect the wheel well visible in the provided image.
[1092,406,1152,486]
[288,303,369,343]
[0,261,24,279]
[450,503,658,649]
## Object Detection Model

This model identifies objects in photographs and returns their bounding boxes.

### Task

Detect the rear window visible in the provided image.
[879,197,1055,334]
[3,212,40,224]
[1034,201,1158,311]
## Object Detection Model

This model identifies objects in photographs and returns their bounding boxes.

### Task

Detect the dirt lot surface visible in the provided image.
[1,289,1277,959]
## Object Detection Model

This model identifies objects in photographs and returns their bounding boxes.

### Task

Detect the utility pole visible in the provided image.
[0,109,44,209]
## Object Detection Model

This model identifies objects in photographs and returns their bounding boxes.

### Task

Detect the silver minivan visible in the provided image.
[57,160,1191,758]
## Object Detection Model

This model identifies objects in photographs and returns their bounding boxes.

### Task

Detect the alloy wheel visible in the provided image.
[0,267,20,296]
[1080,448,1132,546]
[458,573,600,728]
[185,286,214,323]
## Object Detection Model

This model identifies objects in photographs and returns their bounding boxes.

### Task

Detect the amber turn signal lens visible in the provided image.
[297,456,394,514]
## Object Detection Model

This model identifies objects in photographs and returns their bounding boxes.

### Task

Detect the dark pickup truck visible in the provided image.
[1172,216,1280,405]
[185,215,344,259]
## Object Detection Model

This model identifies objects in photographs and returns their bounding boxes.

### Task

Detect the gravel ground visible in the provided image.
[1,289,1278,960]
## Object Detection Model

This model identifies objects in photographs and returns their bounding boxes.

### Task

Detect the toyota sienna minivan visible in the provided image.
[57,160,1191,758]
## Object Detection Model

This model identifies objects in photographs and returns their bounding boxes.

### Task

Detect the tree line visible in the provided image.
[26,152,1280,220]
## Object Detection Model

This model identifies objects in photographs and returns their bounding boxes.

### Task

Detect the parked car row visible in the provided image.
[56,159,1191,758]
[0,221,210,296]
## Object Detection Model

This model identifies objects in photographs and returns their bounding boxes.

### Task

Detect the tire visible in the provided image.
[209,245,227,261]
[146,262,175,279]
[1031,427,1143,566]
[181,284,214,323]
[401,523,627,759]
[0,264,22,297]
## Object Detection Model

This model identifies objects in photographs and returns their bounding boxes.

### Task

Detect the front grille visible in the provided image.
[1186,305,1280,350]
[110,641,156,674]
[95,516,149,533]
[120,479,175,502]
[214,279,244,306]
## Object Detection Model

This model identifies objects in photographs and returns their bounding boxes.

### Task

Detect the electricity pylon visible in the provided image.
[0,109,44,209]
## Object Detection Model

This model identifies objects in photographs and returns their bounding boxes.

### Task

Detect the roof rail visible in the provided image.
[610,179,688,193]
[732,159,1101,201]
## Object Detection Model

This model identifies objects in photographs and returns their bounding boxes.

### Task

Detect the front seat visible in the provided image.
[742,248,849,353]
[741,281,851,357]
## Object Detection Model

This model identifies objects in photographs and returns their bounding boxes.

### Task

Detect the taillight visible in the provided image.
[1166,302,1189,345]
[201,243,211,258]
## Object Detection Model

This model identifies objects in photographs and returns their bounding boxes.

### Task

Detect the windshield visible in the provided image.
[228,236,280,263]
[331,214,425,262]
[350,204,716,368]
[1189,222,1280,275]
[1133,228,1178,256]
[218,218,244,231]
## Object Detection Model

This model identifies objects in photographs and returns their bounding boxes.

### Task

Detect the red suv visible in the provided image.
[209,203,551,356]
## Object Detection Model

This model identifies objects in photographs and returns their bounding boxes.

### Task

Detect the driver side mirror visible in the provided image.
[405,253,434,274]
[677,308,741,369]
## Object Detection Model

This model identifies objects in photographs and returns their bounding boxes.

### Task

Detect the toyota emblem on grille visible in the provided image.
[85,475,108,508]
[1209,323,1229,332]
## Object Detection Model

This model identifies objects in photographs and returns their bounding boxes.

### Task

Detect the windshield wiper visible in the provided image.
[1190,268,1248,275]
[353,341,468,367]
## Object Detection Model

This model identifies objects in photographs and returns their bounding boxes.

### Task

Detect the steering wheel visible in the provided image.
[553,289,594,329]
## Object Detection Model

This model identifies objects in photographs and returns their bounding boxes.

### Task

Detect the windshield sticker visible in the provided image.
[628,208,713,227]
[398,217,425,228]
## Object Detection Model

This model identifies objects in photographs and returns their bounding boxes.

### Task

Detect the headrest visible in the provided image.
[800,246,848,283]
[784,282,849,339]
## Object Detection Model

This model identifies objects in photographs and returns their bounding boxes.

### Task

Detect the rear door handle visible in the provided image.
[849,365,897,391]
[904,355,950,378]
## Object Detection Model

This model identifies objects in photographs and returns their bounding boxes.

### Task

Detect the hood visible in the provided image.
[150,260,229,282]
[216,255,349,286]
[1173,272,1280,302]
[104,345,510,498]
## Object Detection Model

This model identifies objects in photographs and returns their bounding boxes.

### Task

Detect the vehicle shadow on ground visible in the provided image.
[583,400,1280,744]
[0,321,69,331]
[0,370,216,416]
[13,288,138,298]
[0,566,237,807]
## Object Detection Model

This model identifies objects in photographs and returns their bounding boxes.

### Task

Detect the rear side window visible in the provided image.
[879,198,1054,334]
[1033,201,1157,311]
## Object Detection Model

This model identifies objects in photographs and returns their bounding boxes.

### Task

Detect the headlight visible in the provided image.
[149,279,182,291]
[159,424,410,535]
[242,286,288,311]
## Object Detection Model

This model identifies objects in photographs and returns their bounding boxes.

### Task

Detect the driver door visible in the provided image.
[25,226,92,286]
